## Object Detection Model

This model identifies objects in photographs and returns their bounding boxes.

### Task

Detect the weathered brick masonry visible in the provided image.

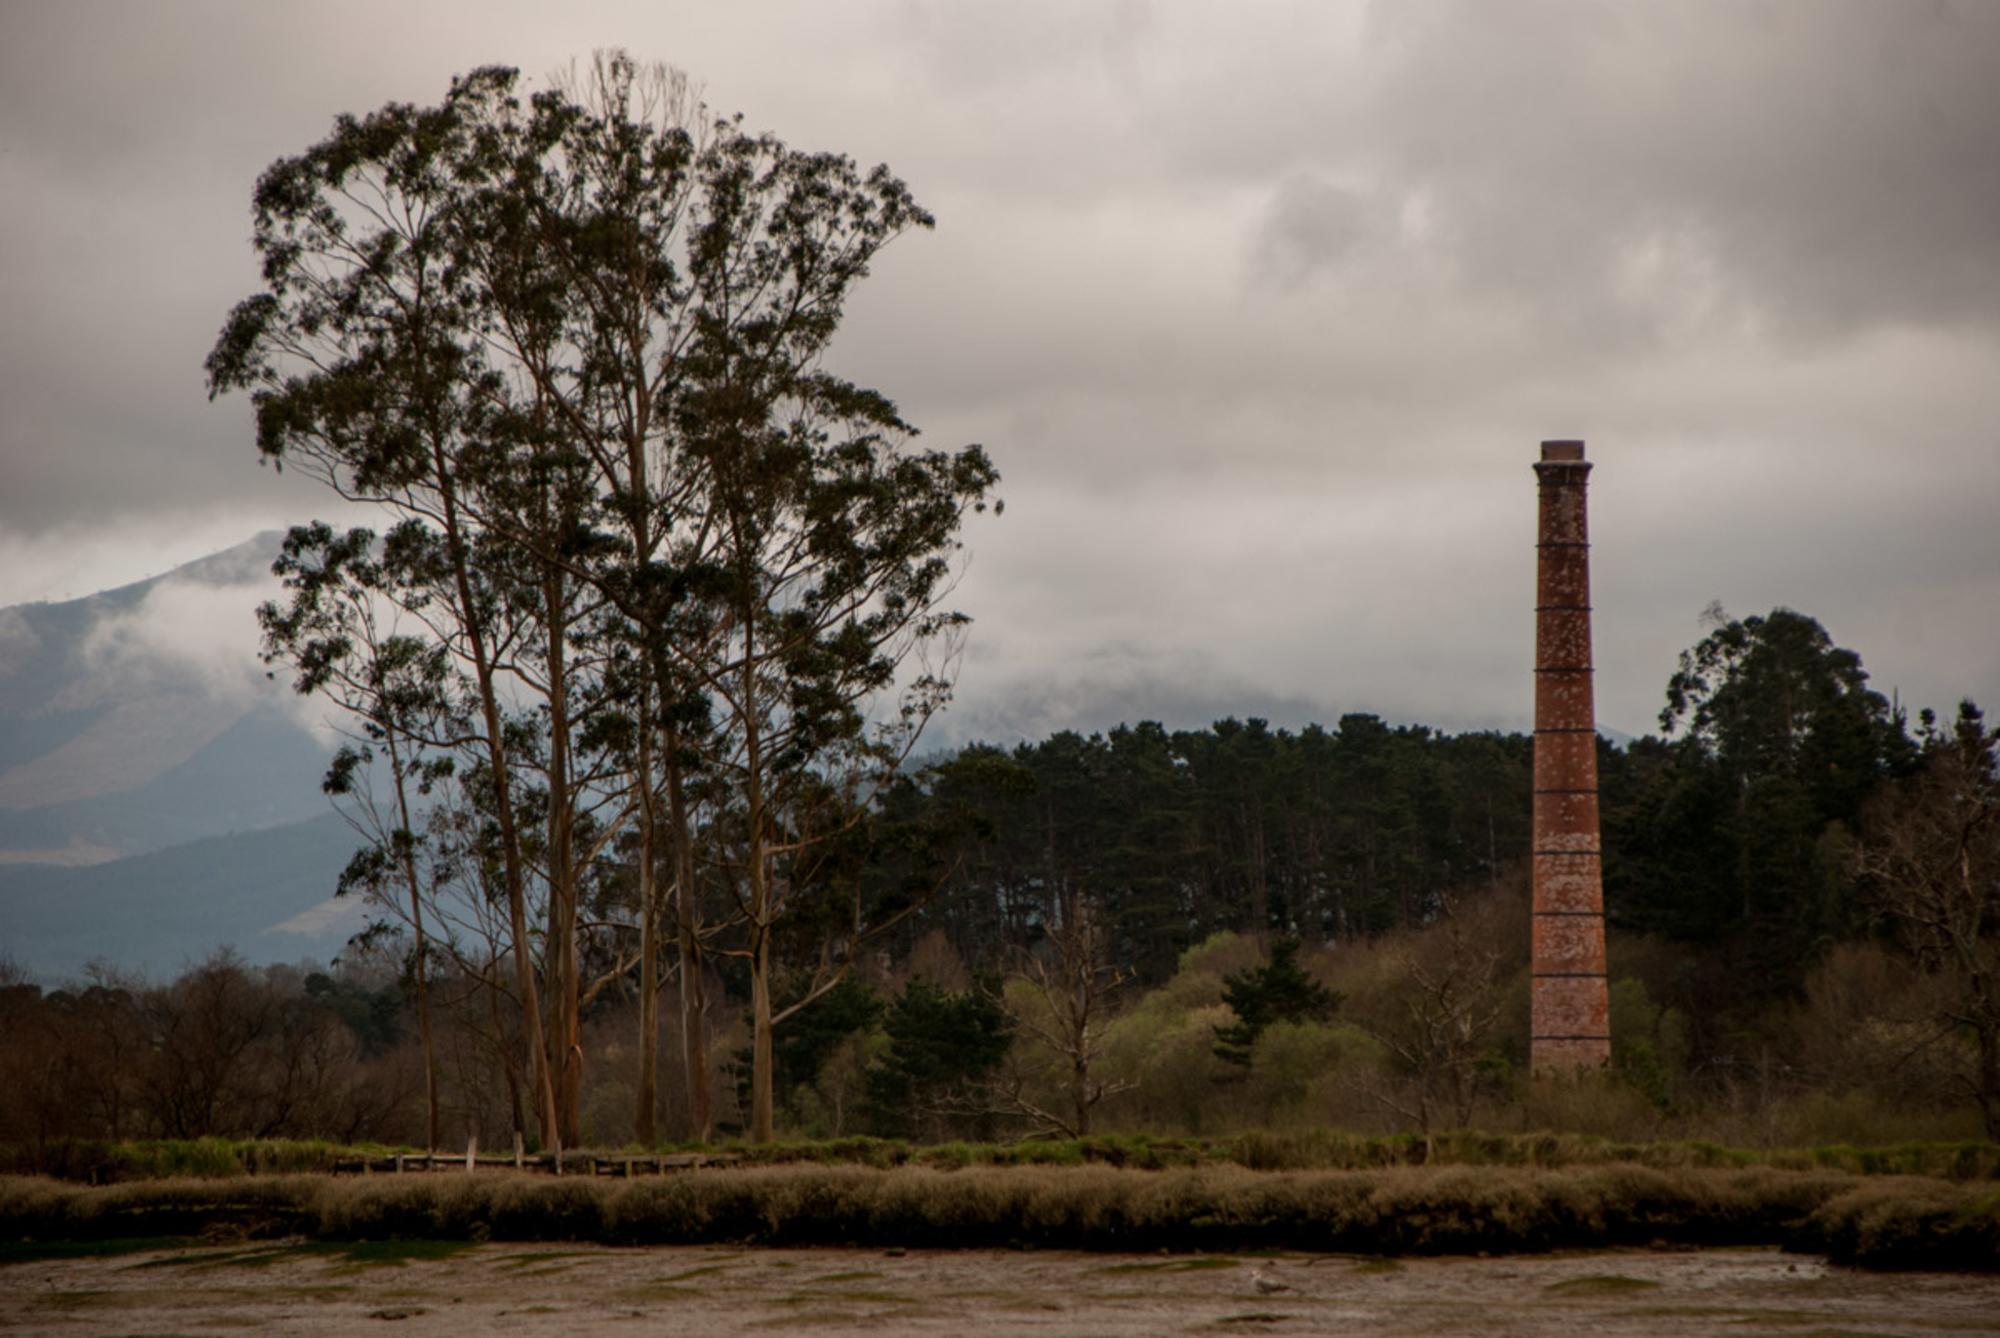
[1531,440,1611,1070]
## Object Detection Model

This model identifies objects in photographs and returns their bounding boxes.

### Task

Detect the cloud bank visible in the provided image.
[2,0,1994,739]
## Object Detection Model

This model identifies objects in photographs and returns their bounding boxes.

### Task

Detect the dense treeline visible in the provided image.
[908,715,1533,984]
[6,605,1996,1161]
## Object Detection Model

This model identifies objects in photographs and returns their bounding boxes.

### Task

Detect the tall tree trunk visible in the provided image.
[383,727,440,1152]
[1246,791,1269,941]
[543,564,582,1149]
[666,744,711,1141]
[750,918,775,1143]
[743,622,780,1144]
[436,458,558,1150]
[634,708,660,1146]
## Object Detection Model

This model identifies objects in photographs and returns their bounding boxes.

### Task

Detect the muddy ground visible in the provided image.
[4,1238,1996,1335]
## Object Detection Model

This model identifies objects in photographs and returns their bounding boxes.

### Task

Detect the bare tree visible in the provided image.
[1005,890,1135,1137]
[1355,895,1512,1132]
[1856,701,2000,1136]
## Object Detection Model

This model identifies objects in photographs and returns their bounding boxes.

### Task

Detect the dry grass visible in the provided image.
[7,1162,1992,1268]
[1794,1180,2000,1270]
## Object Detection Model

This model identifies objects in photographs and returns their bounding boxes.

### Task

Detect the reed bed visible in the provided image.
[4,1162,1995,1268]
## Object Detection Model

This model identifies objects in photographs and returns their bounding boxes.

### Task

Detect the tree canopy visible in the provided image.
[208,53,996,1146]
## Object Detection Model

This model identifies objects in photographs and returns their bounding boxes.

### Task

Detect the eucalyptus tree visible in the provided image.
[211,54,996,1145]
[206,69,615,1147]
[454,53,996,1143]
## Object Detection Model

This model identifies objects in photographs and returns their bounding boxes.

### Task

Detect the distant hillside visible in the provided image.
[0,811,365,981]
[0,533,355,978]
[0,532,333,864]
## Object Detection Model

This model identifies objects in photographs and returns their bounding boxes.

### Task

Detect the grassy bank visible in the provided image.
[3,1163,1996,1270]
[13,1131,2000,1184]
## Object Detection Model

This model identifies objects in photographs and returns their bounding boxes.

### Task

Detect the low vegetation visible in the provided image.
[3,1163,1995,1270]
[13,1131,2000,1186]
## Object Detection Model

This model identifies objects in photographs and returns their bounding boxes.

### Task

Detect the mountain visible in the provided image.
[0,532,332,859]
[0,534,353,978]
[0,812,367,981]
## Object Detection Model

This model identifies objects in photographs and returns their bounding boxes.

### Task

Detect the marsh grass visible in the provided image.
[1794,1181,2000,1270]
[16,1131,2000,1184]
[4,1162,1996,1269]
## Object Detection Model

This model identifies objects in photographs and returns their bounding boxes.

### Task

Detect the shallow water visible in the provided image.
[5,1239,1996,1335]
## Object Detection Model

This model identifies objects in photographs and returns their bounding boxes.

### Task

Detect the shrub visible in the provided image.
[1796,1180,2000,1269]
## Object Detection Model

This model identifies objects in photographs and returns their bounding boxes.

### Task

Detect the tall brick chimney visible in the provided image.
[1531,440,1611,1071]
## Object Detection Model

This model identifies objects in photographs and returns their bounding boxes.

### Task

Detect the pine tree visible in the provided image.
[1212,938,1340,1067]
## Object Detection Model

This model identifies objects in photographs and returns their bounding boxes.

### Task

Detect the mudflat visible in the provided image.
[4,1239,1996,1336]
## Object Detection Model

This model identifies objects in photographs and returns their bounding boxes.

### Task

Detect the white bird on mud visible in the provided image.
[1250,1268,1293,1296]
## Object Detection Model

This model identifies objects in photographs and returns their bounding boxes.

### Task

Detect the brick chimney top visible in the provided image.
[1540,440,1586,462]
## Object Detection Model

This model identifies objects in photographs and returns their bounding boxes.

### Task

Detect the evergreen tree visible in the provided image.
[863,981,1012,1138]
[1212,938,1341,1066]
[1620,607,1915,993]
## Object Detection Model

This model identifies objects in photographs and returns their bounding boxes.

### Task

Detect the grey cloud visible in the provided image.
[1353,1,2000,341]
[1,0,1995,744]
[1250,175,1378,289]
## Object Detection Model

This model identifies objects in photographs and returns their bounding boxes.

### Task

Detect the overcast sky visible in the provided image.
[2,0,1995,741]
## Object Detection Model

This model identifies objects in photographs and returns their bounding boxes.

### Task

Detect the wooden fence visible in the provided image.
[330,1143,743,1178]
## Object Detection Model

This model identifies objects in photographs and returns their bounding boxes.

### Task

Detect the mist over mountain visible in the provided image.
[0,533,1631,982]
[0,533,352,977]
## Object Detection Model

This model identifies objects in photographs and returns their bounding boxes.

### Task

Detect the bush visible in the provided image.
[1796,1180,2000,1269]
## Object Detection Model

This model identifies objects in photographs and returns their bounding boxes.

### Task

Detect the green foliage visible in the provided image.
[912,718,1532,985]
[301,973,403,1055]
[1613,607,1915,996]
[863,982,1013,1139]
[735,977,882,1120]
[1213,940,1341,1067]
[1607,977,1687,1115]
[1246,1021,1370,1110]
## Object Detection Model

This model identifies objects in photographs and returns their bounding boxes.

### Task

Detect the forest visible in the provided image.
[4,54,1997,1168]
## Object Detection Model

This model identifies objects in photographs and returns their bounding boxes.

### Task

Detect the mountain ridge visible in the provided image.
[0,530,330,860]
